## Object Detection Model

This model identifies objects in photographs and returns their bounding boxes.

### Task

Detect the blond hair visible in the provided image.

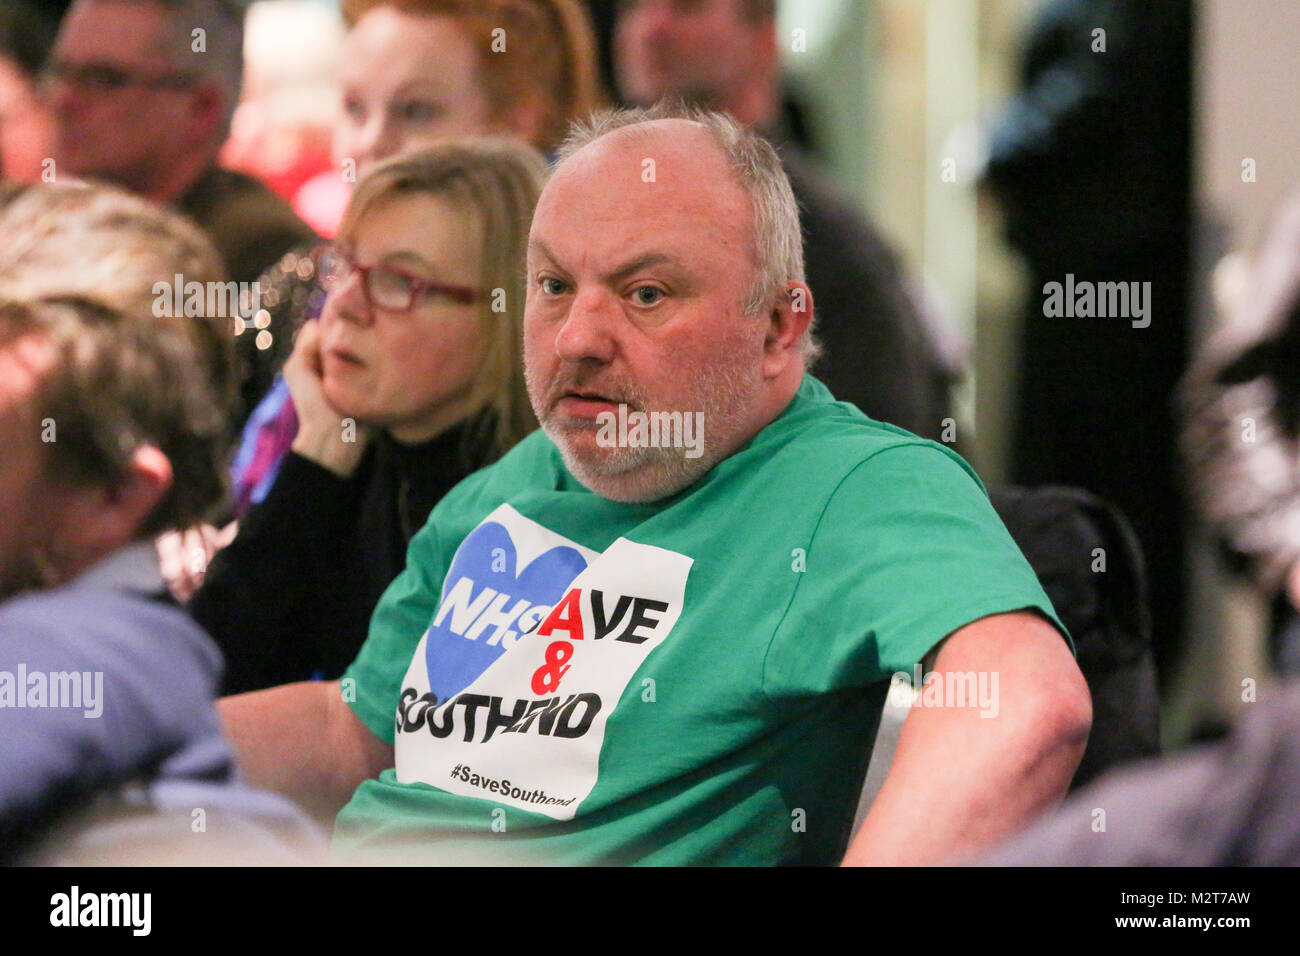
[338,139,545,457]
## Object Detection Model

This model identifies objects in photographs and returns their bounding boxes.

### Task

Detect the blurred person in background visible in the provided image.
[188,141,544,695]
[1182,190,1300,675]
[0,179,236,393]
[612,0,959,440]
[44,0,315,288]
[218,0,346,235]
[0,2,63,183]
[982,0,1194,687]
[222,0,602,513]
[975,678,1300,865]
[336,0,600,179]
[0,181,320,863]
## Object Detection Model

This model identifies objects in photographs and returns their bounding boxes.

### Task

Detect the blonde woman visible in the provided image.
[192,140,545,694]
[233,0,603,504]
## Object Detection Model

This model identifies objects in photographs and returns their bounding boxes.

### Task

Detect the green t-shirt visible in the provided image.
[334,375,1068,865]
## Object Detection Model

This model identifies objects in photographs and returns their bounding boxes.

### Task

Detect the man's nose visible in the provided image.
[553,287,619,365]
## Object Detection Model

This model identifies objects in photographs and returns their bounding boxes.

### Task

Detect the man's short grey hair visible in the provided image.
[79,0,246,138]
[554,101,820,363]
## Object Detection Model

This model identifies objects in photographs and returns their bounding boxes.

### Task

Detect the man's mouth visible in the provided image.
[555,390,629,420]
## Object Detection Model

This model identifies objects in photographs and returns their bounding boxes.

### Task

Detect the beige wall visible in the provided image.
[1199,0,1300,256]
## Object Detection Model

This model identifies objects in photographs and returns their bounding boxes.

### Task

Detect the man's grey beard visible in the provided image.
[544,421,711,503]
[529,351,761,504]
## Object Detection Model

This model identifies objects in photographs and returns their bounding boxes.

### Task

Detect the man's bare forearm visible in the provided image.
[842,612,1092,866]
[218,680,393,822]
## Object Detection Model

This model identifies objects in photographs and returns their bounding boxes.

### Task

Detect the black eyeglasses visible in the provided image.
[316,247,478,313]
[41,60,201,93]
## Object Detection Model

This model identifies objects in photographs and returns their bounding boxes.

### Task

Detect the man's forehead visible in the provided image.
[534,120,751,256]
[559,119,727,176]
[61,0,174,62]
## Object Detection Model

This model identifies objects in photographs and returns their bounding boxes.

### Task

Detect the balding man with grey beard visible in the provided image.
[220,104,1090,866]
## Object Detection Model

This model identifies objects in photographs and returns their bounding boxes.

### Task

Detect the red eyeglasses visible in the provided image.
[316,247,478,313]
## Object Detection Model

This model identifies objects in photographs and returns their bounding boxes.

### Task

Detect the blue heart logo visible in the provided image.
[423,520,587,703]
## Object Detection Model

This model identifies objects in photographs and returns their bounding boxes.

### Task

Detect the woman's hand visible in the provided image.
[157,521,238,603]
[284,320,371,477]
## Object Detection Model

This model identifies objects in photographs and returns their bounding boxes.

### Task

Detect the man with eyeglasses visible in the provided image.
[44,0,315,287]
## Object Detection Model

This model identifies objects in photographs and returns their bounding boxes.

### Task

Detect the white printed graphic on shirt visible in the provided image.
[393,503,692,820]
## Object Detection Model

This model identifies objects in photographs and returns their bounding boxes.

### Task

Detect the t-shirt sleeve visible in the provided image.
[343,519,449,743]
[763,442,1069,696]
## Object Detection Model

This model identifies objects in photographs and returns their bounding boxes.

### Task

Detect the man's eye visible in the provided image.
[632,286,664,306]
[87,66,130,88]
[399,100,439,123]
[540,277,568,296]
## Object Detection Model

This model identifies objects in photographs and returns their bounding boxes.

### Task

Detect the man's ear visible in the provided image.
[761,280,813,377]
[61,446,173,564]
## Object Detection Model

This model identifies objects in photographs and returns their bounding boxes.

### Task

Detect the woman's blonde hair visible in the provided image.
[337,138,545,458]
[340,0,604,153]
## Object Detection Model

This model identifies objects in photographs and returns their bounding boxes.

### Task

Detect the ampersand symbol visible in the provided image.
[531,640,573,695]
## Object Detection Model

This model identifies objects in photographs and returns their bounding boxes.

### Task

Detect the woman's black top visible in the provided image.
[190,415,497,694]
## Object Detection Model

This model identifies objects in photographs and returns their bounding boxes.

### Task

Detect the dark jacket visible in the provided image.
[177,165,318,287]
[784,149,957,440]
[0,543,314,862]
[978,680,1300,866]
[983,0,1192,269]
